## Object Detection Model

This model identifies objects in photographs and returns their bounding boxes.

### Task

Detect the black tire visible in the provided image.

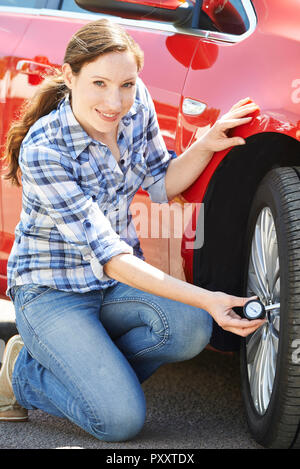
[240,167,300,449]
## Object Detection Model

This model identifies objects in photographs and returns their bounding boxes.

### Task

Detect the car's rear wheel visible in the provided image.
[240,167,300,449]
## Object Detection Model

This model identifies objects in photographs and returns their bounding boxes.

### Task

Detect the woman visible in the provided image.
[0,19,263,441]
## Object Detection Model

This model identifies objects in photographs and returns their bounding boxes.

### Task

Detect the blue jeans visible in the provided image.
[10,282,212,442]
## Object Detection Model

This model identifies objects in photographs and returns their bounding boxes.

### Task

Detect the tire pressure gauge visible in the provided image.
[243,299,280,320]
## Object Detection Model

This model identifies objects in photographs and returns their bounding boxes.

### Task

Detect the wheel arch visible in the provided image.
[191,132,300,351]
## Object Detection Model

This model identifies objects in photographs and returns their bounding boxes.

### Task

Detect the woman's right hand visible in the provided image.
[204,291,266,337]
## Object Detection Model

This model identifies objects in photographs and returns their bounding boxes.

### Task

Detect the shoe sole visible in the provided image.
[0,335,23,386]
[0,336,27,422]
[0,415,28,422]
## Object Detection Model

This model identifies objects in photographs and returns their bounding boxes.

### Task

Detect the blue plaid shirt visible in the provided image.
[7,78,173,294]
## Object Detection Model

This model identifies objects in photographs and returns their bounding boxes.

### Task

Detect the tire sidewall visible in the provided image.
[240,171,291,447]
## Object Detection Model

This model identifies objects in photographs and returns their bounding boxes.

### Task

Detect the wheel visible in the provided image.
[240,167,300,449]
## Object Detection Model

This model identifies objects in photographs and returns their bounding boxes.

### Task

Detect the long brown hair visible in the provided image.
[3,19,144,186]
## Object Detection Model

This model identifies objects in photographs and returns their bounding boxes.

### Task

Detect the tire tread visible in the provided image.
[241,166,300,448]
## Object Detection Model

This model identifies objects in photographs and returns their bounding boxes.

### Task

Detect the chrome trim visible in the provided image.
[182,98,207,116]
[0,1,256,44]
[16,59,34,71]
[16,59,53,73]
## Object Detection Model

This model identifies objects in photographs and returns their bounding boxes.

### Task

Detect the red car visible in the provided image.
[0,0,300,449]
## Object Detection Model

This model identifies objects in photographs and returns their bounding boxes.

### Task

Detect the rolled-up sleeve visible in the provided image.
[20,146,133,279]
[141,86,176,203]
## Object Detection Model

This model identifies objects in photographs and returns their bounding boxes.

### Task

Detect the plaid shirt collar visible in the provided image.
[58,90,145,160]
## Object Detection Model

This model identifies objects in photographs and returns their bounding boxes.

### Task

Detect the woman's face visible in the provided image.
[62,51,138,142]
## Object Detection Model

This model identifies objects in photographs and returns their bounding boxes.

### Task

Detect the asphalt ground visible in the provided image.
[0,298,262,450]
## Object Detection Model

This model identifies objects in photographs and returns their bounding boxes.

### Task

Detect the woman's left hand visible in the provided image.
[199,97,260,153]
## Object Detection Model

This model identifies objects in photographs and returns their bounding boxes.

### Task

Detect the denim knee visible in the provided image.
[166,308,213,362]
[89,394,146,442]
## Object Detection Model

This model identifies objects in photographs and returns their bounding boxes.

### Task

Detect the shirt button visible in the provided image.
[85,221,91,228]
[120,159,125,165]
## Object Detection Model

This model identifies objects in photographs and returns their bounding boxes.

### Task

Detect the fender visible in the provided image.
[179,114,300,350]
[181,110,300,206]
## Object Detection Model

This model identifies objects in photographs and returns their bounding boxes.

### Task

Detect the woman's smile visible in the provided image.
[95,109,121,122]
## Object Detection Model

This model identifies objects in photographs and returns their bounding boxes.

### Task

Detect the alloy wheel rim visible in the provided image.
[246,206,280,415]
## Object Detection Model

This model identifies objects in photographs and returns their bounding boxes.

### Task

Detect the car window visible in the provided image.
[60,0,87,13]
[0,0,38,6]
[199,0,250,35]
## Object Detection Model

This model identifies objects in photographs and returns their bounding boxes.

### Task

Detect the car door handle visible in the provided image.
[182,98,207,116]
[16,60,53,75]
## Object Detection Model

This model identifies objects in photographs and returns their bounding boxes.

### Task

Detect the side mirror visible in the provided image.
[75,0,195,26]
